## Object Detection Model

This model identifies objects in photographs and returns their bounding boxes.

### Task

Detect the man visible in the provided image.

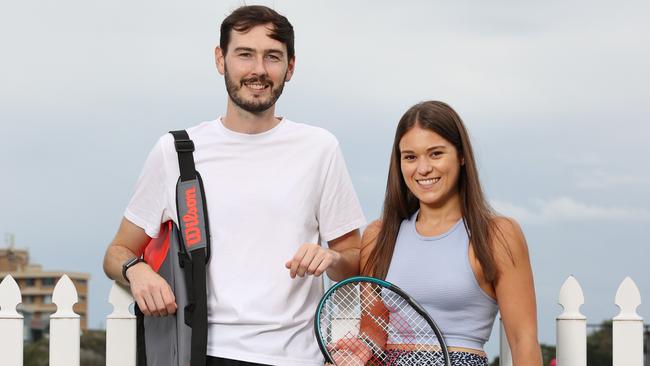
[103,5,365,366]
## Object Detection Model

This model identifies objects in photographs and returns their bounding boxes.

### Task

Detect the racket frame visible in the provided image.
[314,276,451,365]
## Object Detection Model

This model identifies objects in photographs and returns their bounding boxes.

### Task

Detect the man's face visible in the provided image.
[216,24,295,114]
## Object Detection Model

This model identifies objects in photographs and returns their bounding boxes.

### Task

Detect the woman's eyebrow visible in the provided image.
[400,145,447,154]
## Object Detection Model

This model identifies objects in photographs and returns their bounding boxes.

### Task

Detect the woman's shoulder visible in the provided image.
[491,216,523,238]
[489,216,529,266]
[363,220,383,238]
[361,220,383,250]
[360,220,383,274]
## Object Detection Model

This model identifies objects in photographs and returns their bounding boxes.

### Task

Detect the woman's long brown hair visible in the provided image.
[362,101,502,282]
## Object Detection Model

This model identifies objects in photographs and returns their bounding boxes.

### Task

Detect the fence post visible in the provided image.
[0,275,23,366]
[499,317,513,366]
[556,275,586,366]
[106,282,136,366]
[50,274,80,366]
[613,277,643,366]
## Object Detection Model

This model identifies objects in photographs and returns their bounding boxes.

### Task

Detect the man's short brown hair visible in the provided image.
[220,5,295,59]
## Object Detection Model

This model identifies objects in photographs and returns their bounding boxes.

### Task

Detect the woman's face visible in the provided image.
[399,124,462,208]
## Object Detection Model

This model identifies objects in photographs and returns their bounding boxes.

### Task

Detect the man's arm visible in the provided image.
[103,218,177,317]
[285,229,361,282]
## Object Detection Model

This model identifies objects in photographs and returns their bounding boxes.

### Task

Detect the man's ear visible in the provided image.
[215,46,225,75]
[285,56,296,81]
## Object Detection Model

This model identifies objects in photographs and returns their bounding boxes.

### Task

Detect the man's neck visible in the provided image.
[221,101,281,134]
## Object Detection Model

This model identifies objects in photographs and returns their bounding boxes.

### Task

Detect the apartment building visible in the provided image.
[0,247,90,340]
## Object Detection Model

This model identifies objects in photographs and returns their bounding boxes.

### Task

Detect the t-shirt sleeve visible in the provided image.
[318,143,367,242]
[124,137,172,238]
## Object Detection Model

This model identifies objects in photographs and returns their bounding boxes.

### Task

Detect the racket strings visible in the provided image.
[381,294,440,346]
[320,282,446,365]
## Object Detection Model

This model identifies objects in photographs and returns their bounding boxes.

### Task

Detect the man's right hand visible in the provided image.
[103,218,178,317]
[127,262,177,317]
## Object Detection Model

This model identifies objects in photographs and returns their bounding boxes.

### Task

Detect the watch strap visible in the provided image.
[122,257,143,283]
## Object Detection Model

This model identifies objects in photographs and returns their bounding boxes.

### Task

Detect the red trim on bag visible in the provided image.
[144,222,171,273]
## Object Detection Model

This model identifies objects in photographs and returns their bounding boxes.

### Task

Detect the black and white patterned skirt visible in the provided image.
[382,350,489,365]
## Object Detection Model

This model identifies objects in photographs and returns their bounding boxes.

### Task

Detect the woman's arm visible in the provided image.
[360,220,382,277]
[326,221,386,366]
[358,221,388,352]
[492,217,542,366]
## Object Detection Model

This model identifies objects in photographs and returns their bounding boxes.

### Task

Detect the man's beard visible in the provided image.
[224,66,287,114]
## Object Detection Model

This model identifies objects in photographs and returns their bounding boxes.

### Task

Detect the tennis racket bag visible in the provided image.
[136,130,211,366]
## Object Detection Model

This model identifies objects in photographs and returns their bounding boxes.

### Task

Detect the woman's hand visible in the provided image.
[325,337,373,366]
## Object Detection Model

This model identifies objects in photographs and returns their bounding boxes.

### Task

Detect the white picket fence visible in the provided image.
[0,274,645,366]
[498,276,644,366]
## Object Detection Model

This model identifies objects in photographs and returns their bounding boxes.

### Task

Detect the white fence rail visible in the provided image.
[499,275,644,366]
[0,274,645,366]
[0,275,23,366]
[106,281,136,365]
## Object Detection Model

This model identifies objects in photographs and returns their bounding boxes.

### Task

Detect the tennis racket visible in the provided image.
[315,276,450,366]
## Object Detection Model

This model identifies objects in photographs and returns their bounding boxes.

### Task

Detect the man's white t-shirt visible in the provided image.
[125,118,366,366]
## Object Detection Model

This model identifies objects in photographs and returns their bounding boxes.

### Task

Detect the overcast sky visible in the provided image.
[1,0,649,360]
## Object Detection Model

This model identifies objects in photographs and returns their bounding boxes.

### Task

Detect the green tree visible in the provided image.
[489,343,556,365]
[540,343,556,365]
[489,321,621,366]
[586,321,612,366]
[80,330,106,366]
[24,330,106,366]
[23,337,48,366]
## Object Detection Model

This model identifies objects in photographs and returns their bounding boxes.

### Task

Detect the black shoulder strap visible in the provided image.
[170,130,209,366]
[170,130,197,182]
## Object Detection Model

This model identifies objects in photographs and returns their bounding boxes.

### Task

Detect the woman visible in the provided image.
[359,101,541,365]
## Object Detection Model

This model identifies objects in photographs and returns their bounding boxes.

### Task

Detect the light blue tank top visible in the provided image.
[385,211,498,350]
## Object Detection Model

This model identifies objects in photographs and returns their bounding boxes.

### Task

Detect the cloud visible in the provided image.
[491,197,650,224]
[573,170,650,190]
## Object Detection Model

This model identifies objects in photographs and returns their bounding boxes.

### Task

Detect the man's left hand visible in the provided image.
[285,243,341,278]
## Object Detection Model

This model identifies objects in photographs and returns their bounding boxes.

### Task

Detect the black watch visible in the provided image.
[122,257,144,283]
